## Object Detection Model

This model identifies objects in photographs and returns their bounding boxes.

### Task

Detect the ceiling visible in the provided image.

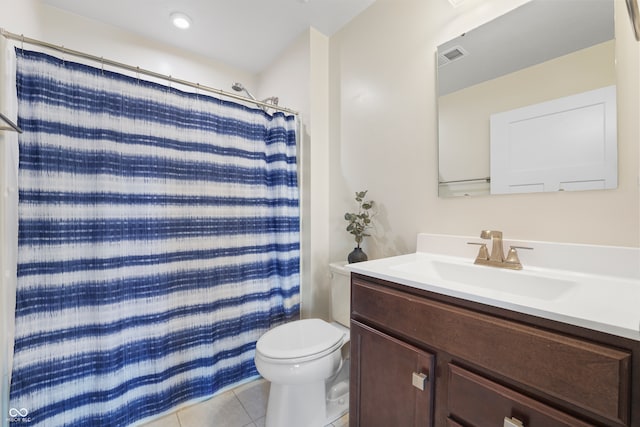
[40,0,376,74]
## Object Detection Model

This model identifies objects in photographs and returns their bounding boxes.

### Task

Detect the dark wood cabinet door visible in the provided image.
[350,320,434,427]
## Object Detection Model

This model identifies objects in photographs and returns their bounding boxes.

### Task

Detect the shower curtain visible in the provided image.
[9,49,300,426]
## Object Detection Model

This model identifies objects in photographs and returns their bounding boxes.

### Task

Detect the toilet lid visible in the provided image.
[256,318,345,360]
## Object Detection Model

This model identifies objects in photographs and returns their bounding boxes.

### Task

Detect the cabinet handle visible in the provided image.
[411,372,428,391]
[503,417,524,427]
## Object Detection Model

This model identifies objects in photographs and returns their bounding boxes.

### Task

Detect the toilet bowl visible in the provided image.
[254,263,350,427]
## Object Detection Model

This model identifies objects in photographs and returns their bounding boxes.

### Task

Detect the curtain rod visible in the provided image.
[0,28,298,116]
[0,111,22,133]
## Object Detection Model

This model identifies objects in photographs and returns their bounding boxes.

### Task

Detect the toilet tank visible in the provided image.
[329,262,351,327]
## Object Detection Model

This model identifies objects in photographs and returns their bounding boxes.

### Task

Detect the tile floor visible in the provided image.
[141,378,349,427]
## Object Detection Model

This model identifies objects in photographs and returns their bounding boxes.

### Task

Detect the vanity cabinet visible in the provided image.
[349,273,639,427]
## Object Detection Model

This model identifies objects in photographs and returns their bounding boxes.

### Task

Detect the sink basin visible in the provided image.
[391,257,576,301]
[347,234,640,340]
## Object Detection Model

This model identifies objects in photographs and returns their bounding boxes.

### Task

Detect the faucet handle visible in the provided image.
[505,246,533,268]
[467,242,489,261]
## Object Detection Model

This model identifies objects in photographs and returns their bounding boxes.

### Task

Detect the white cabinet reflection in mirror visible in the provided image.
[490,85,617,194]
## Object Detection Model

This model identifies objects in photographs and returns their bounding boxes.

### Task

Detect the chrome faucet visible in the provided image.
[468,230,532,270]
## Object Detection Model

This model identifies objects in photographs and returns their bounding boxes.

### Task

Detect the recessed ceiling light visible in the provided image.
[171,12,192,29]
[448,0,465,6]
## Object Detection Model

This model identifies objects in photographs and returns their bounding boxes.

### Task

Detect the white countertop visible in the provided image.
[346,234,640,341]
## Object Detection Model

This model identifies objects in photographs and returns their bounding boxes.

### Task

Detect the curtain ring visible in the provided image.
[20,34,24,54]
[136,66,140,85]
[101,57,104,75]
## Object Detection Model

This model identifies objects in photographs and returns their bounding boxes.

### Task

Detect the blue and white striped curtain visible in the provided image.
[9,49,300,426]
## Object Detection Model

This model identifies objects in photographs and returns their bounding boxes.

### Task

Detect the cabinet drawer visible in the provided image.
[448,364,594,427]
[351,278,631,425]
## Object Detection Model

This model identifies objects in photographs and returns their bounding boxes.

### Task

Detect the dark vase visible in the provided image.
[348,247,368,263]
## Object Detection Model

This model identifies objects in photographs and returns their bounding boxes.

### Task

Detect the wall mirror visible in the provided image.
[437,0,616,198]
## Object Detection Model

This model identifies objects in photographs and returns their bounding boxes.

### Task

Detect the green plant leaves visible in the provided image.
[355,190,368,202]
[344,190,374,245]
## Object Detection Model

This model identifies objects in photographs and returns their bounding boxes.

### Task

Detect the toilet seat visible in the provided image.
[256,318,345,362]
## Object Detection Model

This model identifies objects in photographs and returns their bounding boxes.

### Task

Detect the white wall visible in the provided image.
[329,0,640,266]
[306,29,331,319]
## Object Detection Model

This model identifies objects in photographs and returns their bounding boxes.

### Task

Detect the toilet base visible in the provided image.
[264,359,350,427]
[326,393,349,425]
[325,359,349,423]
[265,381,326,427]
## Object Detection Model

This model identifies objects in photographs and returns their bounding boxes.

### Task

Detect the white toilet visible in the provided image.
[254,263,351,427]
